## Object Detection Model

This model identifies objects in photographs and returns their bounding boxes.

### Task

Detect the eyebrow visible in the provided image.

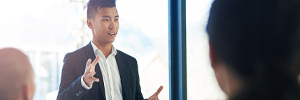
[102,15,110,18]
[102,15,119,18]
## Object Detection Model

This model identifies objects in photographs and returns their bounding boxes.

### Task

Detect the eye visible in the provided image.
[115,19,119,21]
[103,19,109,21]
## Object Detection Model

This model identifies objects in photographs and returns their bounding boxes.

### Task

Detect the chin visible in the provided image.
[109,40,115,43]
[106,40,115,44]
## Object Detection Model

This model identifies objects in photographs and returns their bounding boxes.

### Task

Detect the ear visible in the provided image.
[209,40,219,69]
[87,19,93,29]
[21,85,29,100]
[21,84,34,100]
[209,41,239,96]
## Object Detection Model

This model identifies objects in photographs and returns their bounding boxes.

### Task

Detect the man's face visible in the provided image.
[88,7,119,44]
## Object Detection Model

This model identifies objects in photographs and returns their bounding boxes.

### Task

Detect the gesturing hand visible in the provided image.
[83,55,100,87]
[148,86,163,100]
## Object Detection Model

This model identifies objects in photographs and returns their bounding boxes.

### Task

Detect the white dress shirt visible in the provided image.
[81,41,123,100]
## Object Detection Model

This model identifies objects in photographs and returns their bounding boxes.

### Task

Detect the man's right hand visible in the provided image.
[83,55,100,87]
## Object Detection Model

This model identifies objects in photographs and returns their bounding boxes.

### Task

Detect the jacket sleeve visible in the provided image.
[56,53,89,100]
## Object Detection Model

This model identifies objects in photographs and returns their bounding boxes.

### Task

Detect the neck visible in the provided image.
[92,40,112,58]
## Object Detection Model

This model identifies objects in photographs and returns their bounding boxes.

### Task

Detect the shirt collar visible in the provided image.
[91,41,117,57]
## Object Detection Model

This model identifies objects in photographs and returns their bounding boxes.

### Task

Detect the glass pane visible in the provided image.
[0,1,79,100]
[186,0,227,99]
[114,0,170,99]
[0,0,168,100]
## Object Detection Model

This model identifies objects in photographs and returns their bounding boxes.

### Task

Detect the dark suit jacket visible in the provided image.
[57,42,144,100]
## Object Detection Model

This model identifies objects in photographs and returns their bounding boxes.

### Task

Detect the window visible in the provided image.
[186,0,227,99]
[0,0,226,99]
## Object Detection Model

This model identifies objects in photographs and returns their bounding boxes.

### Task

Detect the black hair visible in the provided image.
[87,0,116,20]
[207,0,300,99]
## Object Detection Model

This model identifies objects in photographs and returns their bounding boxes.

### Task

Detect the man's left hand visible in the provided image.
[148,86,163,100]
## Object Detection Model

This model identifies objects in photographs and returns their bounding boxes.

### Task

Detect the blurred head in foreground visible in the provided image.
[207,0,300,99]
[0,48,35,100]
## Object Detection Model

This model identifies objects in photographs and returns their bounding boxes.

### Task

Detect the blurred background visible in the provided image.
[0,0,226,99]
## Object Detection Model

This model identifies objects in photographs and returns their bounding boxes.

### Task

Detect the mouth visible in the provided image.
[108,32,116,35]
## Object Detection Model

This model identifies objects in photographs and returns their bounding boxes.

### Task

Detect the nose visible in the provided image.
[109,22,116,30]
[109,26,116,29]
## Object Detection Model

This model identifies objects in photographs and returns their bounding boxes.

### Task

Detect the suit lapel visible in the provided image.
[115,50,129,100]
[84,42,106,99]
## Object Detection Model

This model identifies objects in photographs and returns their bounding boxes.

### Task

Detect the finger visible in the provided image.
[92,77,99,82]
[89,66,97,73]
[85,66,91,74]
[91,55,100,67]
[90,56,100,72]
[84,62,91,74]
[87,71,96,77]
[154,86,163,96]
[86,59,92,68]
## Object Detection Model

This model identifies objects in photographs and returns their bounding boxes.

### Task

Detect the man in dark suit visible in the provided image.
[56,0,163,100]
